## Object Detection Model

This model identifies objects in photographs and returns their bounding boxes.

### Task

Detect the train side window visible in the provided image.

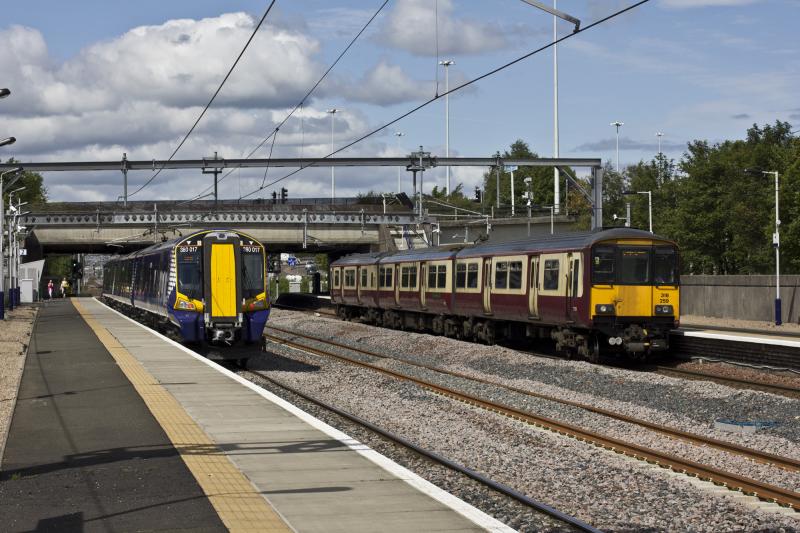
[509,261,523,290]
[371,272,376,288]
[428,265,438,289]
[361,268,368,287]
[495,262,508,289]
[386,267,393,287]
[437,265,447,289]
[409,266,418,288]
[345,270,356,287]
[456,263,466,289]
[333,269,340,288]
[543,259,560,290]
[530,259,539,289]
[467,263,479,288]
[401,267,409,288]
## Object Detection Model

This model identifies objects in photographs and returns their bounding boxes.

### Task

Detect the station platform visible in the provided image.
[1,298,509,532]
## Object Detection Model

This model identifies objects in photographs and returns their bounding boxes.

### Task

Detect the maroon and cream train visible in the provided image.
[330,228,680,361]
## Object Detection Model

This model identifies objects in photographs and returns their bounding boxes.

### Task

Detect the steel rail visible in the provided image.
[653,366,800,399]
[264,329,800,509]
[266,325,800,473]
[241,368,602,533]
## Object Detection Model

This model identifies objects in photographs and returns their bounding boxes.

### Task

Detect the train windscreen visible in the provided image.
[177,245,203,299]
[241,245,265,298]
[591,245,678,286]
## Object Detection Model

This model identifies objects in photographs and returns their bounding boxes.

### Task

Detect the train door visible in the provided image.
[566,253,579,321]
[394,264,400,307]
[203,232,242,323]
[419,261,427,309]
[356,266,363,305]
[482,258,492,314]
[528,256,539,318]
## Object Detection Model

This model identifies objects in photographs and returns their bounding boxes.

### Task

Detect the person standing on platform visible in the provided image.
[60,278,69,298]
[48,279,54,299]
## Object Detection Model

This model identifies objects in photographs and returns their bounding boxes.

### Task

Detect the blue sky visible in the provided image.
[1,0,798,202]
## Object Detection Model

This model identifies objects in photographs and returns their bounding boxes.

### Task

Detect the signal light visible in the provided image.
[280,187,288,203]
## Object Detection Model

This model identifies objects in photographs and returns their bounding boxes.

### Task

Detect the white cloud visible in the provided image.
[380,0,512,56]
[340,60,431,105]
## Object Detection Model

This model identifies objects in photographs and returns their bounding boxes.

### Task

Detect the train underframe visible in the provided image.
[336,304,672,363]
[101,296,263,364]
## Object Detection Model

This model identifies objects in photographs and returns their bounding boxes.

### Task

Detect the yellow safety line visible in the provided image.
[72,299,292,533]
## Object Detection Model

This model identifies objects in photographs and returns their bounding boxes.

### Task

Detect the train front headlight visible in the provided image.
[595,304,615,315]
[177,299,196,310]
[654,304,674,315]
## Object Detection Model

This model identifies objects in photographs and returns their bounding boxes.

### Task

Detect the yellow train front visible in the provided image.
[585,229,679,360]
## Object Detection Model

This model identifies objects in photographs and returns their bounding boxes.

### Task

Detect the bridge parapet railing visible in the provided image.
[21,210,420,227]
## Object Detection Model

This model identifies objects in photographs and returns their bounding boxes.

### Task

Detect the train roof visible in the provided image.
[456,227,675,257]
[331,252,388,266]
[106,229,264,263]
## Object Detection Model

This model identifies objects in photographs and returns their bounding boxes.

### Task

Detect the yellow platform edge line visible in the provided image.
[71,299,292,533]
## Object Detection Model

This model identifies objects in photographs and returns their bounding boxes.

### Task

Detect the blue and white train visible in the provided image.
[102,229,270,358]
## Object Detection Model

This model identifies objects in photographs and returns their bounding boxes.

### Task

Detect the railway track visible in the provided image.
[652,365,800,399]
[263,324,800,510]
[239,368,600,533]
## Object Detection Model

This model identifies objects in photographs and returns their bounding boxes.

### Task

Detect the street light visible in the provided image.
[610,122,623,172]
[0,88,10,99]
[745,168,782,325]
[439,60,454,196]
[394,131,405,193]
[0,167,21,319]
[326,108,338,202]
[0,137,16,148]
[6,189,25,310]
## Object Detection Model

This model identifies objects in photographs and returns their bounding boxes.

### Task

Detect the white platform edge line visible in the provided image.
[676,329,800,348]
[88,298,515,533]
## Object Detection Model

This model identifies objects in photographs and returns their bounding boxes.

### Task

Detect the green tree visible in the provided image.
[2,159,47,206]
[657,121,795,274]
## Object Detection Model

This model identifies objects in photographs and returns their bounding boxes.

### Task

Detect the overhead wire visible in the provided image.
[128,0,278,199]
[176,0,392,206]
[237,0,651,201]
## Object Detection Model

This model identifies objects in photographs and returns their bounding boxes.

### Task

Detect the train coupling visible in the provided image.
[211,328,236,345]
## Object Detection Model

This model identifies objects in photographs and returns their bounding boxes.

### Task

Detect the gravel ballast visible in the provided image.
[259,309,800,532]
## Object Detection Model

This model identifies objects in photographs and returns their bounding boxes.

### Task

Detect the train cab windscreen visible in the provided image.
[591,245,678,286]
[177,245,203,299]
[241,245,265,298]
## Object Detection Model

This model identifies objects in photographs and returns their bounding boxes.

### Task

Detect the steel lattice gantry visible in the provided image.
[0,155,605,229]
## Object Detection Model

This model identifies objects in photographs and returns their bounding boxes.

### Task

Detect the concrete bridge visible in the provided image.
[19,199,428,259]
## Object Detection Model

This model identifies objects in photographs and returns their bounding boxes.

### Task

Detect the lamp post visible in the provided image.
[610,121,623,172]
[439,60,454,195]
[766,170,781,326]
[7,188,25,309]
[0,137,16,148]
[744,169,781,325]
[524,177,533,236]
[394,131,405,192]
[0,167,21,319]
[326,108,338,202]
